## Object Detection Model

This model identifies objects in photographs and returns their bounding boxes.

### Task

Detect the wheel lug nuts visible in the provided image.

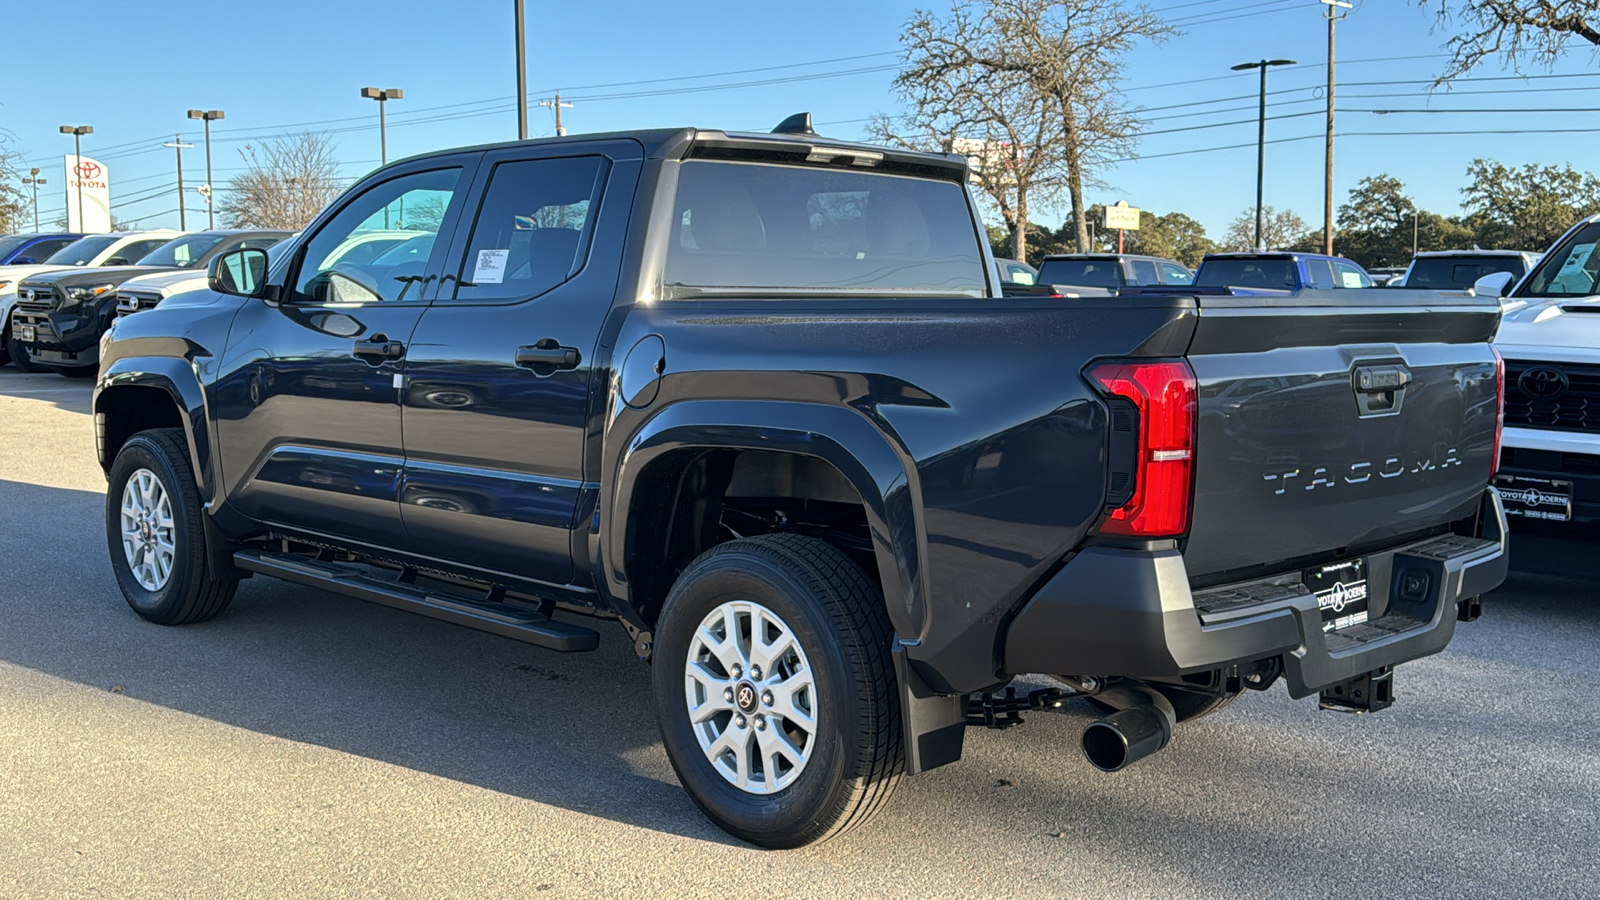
[755,715,767,730]
[750,665,762,680]
[762,690,774,706]
[731,664,742,678]
[735,715,747,729]
[723,688,734,702]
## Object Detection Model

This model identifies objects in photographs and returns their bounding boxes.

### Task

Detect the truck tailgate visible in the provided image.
[1181,290,1501,581]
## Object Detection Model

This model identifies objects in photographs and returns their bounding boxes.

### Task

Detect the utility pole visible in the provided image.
[164,135,193,230]
[22,169,44,232]
[541,92,573,136]
[1230,59,1295,251]
[187,110,225,229]
[515,0,529,140]
[1322,0,1351,256]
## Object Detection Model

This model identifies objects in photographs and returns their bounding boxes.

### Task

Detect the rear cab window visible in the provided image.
[1036,259,1123,288]
[663,160,986,298]
[1408,256,1526,289]
[1195,258,1298,289]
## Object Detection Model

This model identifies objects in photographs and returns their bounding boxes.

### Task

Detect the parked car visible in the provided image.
[1391,249,1540,293]
[1194,252,1373,291]
[1036,253,1192,290]
[994,257,1038,286]
[10,230,287,375]
[1,230,181,369]
[116,233,295,318]
[1489,215,1600,522]
[96,118,1506,848]
[1367,266,1407,286]
[0,232,82,266]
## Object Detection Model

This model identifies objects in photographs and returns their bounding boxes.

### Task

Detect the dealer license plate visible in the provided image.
[1305,558,1370,633]
[17,324,34,342]
[1495,474,1573,522]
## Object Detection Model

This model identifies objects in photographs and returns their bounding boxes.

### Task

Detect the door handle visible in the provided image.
[516,340,581,374]
[352,334,406,364]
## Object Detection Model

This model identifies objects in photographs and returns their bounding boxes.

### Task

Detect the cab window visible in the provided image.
[447,156,607,303]
[1333,260,1371,288]
[1130,259,1159,285]
[291,167,462,304]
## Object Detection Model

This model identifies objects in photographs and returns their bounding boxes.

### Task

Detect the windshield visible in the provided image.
[1195,258,1298,289]
[44,234,121,266]
[137,233,229,267]
[1406,256,1526,290]
[0,236,36,259]
[1517,226,1600,297]
[1036,259,1123,287]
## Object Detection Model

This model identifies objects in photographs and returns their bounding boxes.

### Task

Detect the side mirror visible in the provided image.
[208,248,270,298]
[1473,271,1515,298]
[105,257,130,266]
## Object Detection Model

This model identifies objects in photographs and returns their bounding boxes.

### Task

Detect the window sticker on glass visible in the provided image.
[1550,242,1598,293]
[473,248,509,284]
[1339,270,1365,288]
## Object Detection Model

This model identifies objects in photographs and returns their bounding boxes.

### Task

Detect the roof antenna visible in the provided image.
[772,112,816,136]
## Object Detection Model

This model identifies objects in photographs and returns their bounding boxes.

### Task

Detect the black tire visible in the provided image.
[106,428,237,625]
[5,328,42,372]
[48,364,98,379]
[654,533,903,848]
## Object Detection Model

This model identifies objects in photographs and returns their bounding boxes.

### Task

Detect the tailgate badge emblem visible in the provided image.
[1518,367,1568,398]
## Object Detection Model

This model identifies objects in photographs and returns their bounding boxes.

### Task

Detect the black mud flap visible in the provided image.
[892,644,967,775]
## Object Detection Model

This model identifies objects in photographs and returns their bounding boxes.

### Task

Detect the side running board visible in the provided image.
[233,550,600,652]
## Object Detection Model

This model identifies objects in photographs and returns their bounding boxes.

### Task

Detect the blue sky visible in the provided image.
[4,0,1597,242]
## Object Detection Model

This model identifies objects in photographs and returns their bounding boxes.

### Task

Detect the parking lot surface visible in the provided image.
[2,372,1597,899]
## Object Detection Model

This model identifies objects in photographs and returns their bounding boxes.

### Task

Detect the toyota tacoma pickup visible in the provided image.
[94,116,1508,848]
[1491,214,1600,523]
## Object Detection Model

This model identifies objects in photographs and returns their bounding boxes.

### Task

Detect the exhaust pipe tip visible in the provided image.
[1082,704,1173,772]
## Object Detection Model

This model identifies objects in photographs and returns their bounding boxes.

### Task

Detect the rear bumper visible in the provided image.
[1004,488,1508,698]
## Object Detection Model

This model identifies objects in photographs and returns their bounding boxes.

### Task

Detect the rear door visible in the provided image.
[1182,290,1501,580]
[397,140,640,585]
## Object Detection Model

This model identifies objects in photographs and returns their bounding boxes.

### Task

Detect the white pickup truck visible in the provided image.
[1490,214,1600,523]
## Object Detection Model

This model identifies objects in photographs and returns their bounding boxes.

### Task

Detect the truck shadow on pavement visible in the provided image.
[0,478,739,846]
[3,476,1598,888]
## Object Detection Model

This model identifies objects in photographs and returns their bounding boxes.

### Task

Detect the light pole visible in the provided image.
[59,125,93,232]
[22,168,45,232]
[515,0,529,140]
[164,135,193,230]
[187,110,225,229]
[1322,0,1352,255]
[359,87,403,164]
[1230,59,1296,251]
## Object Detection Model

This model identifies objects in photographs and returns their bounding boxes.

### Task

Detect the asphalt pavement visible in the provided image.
[1,371,1596,899]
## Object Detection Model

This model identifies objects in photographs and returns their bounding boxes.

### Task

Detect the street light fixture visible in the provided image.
[59,125,94,233]
[1230,59,1296,251]
[21,168,46,232]
[359,87,403,165]
[187,109,225,229]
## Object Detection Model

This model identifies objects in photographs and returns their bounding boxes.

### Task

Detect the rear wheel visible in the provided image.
[654,533,902,848]
[106,428,237,625]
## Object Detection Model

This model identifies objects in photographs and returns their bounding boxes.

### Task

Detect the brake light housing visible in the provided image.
[1088,359,1198,538]
[1490,347,1505,478]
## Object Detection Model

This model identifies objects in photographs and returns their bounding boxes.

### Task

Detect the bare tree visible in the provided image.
[1223,206,1306,252]
[220,131,343,230]
[0,134,30,233]
[1420,1,1600,81]
[888,1,1173,253]
[879,4,1067,262]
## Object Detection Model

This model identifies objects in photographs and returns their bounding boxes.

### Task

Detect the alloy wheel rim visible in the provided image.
[684,599,818,794]
[120,468,176,592]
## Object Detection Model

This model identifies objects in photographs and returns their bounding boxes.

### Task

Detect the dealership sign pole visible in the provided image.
[1105,201,1141,254]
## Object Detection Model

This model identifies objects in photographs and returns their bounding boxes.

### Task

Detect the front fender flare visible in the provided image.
[95,357,216,504]
[602,400,928,642]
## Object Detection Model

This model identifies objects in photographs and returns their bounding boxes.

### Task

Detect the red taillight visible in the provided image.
[1491,347,1505,478]
[1089,359,1197,537]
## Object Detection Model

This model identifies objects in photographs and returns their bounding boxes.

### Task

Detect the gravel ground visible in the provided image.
[1,371,1596,899]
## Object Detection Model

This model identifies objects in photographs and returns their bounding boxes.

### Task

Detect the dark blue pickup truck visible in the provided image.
[94,117,1507,847]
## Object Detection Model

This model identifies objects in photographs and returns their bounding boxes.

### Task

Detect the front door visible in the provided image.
[215,161,475,548]
[399,144,639,586]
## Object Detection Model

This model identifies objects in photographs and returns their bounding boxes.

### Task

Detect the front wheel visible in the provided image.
[106,428,237,625]
[654,533,903,848]
[5,328,42,372]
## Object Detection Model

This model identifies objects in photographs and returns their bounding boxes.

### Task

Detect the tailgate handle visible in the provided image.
[1353,364,1410,415]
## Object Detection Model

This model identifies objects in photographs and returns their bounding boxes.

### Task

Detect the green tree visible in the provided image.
[1123,210,1214,268]
[1460,158,1600,250]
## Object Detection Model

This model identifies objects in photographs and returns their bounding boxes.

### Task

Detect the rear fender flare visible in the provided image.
[602,400,927,641]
